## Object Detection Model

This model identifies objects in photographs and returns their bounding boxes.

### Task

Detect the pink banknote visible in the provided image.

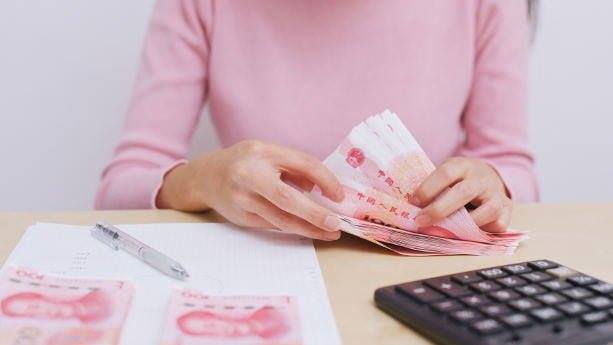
[0,266,133,345]
[310,110,527,255]
[160,289,302,345]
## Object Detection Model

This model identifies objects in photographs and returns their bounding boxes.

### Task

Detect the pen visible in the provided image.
[91,221,190,280]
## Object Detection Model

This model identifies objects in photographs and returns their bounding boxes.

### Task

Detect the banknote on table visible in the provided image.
[0,266,133,345]
[160,289,302,345]
[309,109,527,255]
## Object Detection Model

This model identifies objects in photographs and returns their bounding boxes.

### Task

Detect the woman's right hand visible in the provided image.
[157,140,345,241]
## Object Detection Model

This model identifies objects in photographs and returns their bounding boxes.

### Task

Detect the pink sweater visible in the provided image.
[95,0,538,209]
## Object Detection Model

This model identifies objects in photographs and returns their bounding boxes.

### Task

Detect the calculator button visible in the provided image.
[469,319,505,335]
[515,284,547,297]
[558,301,591,316]
[540,279,572,291]
[546,266,578,279]
[581,311,610,325]
[568,274,598,286]
[478,268,508,279]
[521,272,554,283]
[530,307,563,322]
[451,272,482,285]
[561,287,594,300]
[396,283,445,303]
[425,279,472,298]
[489,289,520,303]
[461,295,491,308]
[584,296,613,310]
[471,281,502,293]
[500,313,533,329]
[497,276,527,288]
[528,260,559,270]
[502,263,532,275]
[450,309,484,323]
[431,299,463,313]
[479,304,511,317]
[588,282,613,295]
[535,293,568,305]
[509,298,542,311]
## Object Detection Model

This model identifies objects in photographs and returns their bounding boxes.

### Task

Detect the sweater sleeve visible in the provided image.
[456,0,539,202]
[95,0,211,209]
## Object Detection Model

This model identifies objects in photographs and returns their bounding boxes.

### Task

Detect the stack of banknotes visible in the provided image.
[309,110,527,255]
[0,267,302,345]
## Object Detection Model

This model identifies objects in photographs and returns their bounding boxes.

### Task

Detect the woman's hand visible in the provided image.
[409,157,512,233]
[157,140,345,241]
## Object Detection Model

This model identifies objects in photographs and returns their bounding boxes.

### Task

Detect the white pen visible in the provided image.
[91,221,189,280]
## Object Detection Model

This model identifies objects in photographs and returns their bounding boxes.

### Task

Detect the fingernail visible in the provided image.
[325,231,342,241]
[324,215,339,231]
[415,214,431,227]
[409,196,421,206]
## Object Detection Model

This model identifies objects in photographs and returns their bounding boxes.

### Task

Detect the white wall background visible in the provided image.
[529,1,613,202]
[0,1,611,211]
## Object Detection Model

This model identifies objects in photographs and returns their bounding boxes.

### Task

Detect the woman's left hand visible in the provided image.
[409,157,512,233]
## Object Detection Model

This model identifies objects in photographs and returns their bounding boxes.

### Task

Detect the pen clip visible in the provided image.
[91,222,119,250]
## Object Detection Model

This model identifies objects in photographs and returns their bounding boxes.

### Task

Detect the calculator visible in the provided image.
[374,260,613,345]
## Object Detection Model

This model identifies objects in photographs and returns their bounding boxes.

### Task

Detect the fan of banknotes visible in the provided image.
[309,110,527,255]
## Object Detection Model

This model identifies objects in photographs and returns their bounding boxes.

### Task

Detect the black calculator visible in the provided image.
[374,260,613,345]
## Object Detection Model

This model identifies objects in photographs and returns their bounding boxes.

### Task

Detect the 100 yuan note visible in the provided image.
[160,289,302,345]
[0,266,133,345]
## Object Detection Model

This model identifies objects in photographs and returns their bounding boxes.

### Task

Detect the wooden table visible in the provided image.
[1,204,612,344]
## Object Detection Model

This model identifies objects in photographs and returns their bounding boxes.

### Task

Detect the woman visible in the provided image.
[96,0,539,241]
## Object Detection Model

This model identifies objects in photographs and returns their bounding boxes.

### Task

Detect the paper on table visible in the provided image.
[1,222,340,345]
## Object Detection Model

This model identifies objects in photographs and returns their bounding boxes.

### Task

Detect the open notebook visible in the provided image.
[2,222,341,345]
